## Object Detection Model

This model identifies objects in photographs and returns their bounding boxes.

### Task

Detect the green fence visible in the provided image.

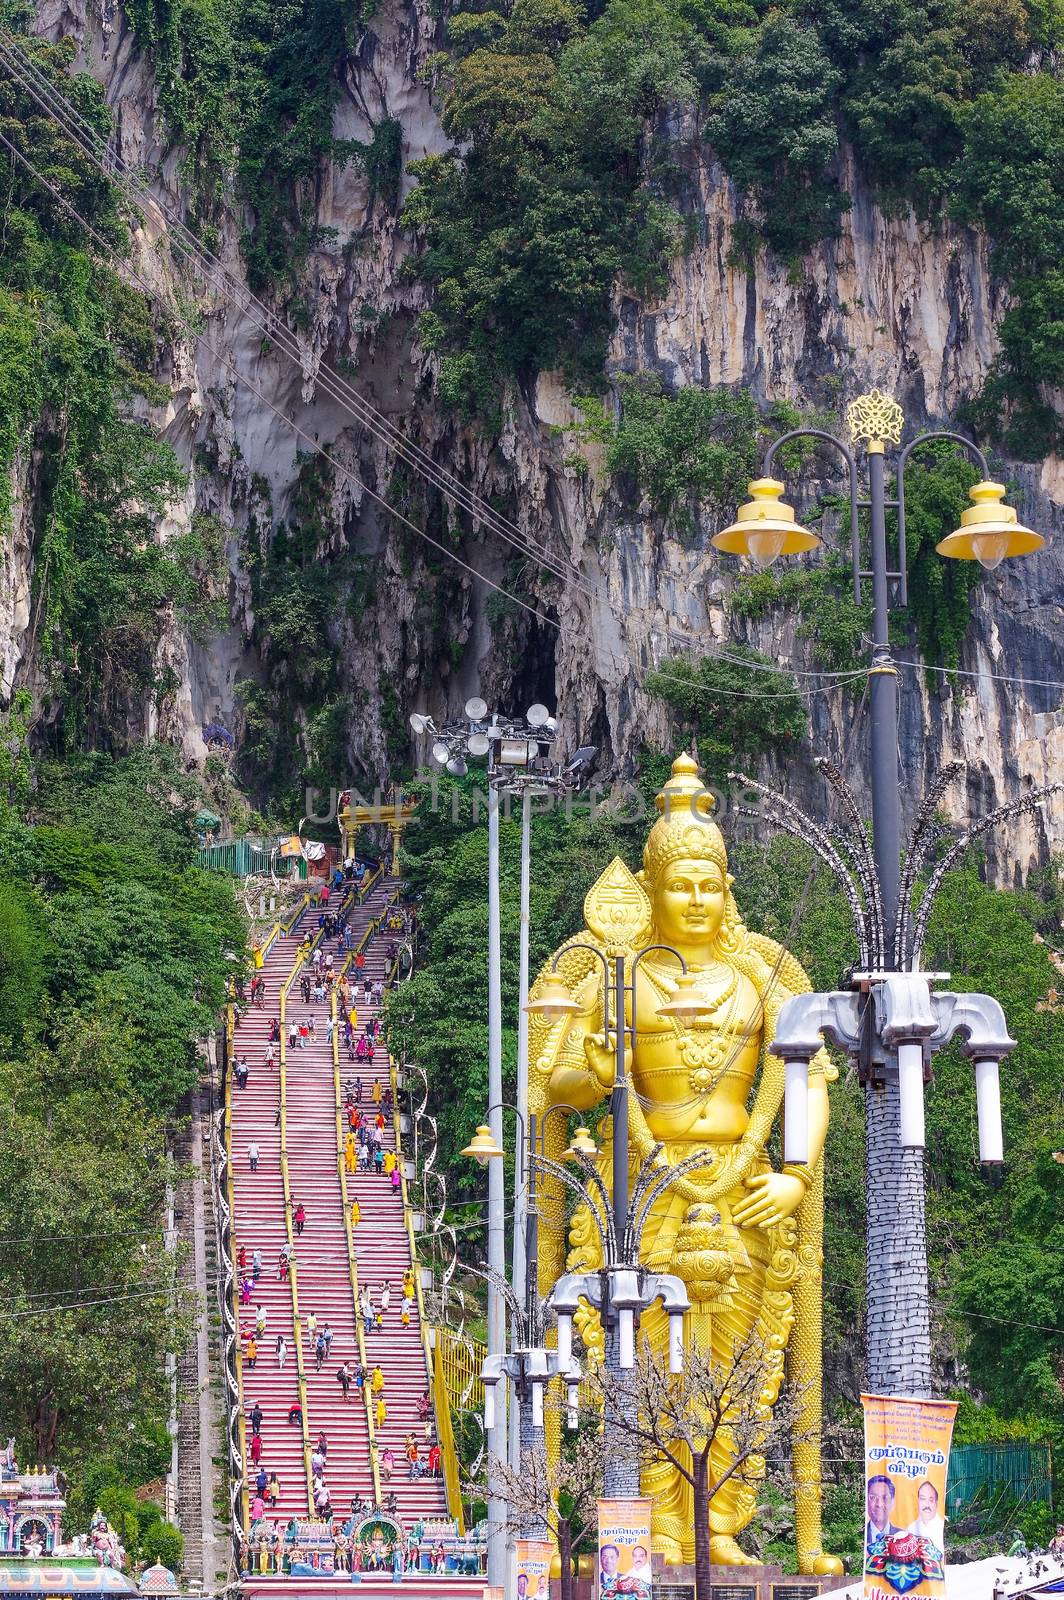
[196,839,308,878]
[946,1441,1053,1527]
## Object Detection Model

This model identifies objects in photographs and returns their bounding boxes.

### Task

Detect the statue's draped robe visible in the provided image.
[528,860,834,1568]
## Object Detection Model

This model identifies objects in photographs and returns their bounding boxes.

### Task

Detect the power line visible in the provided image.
[7,34,1064,709]
[0,32,580,590]
[0,99,871,711]
[0,124,556,635]
[0,1288,172,1320]
[0,36,877,710]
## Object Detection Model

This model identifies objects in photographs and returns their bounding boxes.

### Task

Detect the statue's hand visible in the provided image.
[731,1171,806,1229]
[583,1032,630,1090]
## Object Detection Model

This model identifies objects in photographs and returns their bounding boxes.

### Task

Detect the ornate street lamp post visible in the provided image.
[526,944,722,1497]
[713,391,1052,1397]
[463,1096,692,1511]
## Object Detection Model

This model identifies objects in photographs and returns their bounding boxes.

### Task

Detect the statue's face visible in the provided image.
[654,857,726,947]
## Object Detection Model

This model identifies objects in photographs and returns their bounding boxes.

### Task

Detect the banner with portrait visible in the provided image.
[862,1393,958,1599]
[596,1498,652,1600]
[515,1538,553,1600]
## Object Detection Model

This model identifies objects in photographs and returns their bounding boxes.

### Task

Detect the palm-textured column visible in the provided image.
[865,1084,932,1393]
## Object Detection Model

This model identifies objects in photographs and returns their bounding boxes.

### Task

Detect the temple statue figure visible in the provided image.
[529,754,842,1575]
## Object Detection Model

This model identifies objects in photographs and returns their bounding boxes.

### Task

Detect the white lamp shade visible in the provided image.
[618,1307,635,1370]
[556,1314,572,1371]
[975,1058,1004,1163]
[898,1041,925,1149]
[783,1057,809,1164]
[668,1315,684,1375]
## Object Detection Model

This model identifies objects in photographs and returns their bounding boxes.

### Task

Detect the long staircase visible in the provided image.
[227,877,453,1535]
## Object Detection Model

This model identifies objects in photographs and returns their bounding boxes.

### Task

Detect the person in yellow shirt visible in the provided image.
[371,1364,385,1395]
[375,1397,387,1429]
[344,1132,356,1173]
[350,1197,361,1228]
[402,1269,415,1299]
[372,1078,382,1106]
[383,1150,396,1176]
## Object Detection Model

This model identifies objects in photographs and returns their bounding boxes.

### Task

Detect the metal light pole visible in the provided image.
[408,700,594,1568]
[527,943,709,1496]
[485,779,507,1578]
[462,1103,689,1516]
[714,389,1048,1398]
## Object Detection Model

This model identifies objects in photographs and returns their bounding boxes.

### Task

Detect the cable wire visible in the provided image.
[9,32,1064,705]
[0,107,872,709]
[0,34,878,704]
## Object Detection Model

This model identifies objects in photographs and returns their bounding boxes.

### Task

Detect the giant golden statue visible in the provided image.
[529,754,841,1574]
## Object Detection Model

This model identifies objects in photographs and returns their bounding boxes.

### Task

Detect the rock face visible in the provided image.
[20,0,1064,874]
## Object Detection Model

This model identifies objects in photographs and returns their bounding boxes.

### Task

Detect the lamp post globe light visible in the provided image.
[713,390,1051,1398]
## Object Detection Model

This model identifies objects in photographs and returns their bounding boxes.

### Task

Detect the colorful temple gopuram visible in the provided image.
[0,1445,136,1598]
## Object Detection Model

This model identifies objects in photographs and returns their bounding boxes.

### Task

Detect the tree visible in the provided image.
[478,1429,602,1600]
[0,1014,192,1459]
[586,1331,807,1600]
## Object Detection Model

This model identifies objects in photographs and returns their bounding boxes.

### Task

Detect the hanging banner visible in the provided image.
[862,1392,958,1599]
[515,1539,553,1600]
[597,1498,653,1600]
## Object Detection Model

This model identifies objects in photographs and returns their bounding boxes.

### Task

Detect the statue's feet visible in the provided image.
[708,1536,758,1567]
[650,1535,685,1568]
[803,1552,845,1577]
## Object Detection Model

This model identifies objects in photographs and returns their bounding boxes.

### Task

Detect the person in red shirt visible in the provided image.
[428,1443,440,1477]
[250,1432,262,1466]
[294,1202,306,1235]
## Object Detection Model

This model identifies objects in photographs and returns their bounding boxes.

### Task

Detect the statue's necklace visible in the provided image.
[642,960,742,1098]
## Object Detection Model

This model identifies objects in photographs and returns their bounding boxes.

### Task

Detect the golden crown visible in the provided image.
[643,753,729,881]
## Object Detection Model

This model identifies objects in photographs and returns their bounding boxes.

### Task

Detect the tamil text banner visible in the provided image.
[862,1392,958,1599]
[516,1539,553,1600]
[597,1498,652,1600]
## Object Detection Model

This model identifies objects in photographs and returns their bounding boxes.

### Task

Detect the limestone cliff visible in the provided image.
[15,0,1064,875]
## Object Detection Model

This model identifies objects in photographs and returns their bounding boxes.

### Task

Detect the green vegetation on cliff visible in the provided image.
[404,0,694,411]
[0,35,225,745]
[405,0,1064,445]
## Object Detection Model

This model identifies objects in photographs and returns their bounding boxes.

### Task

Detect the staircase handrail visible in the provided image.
[223,1003,251,1535]
[390,1052,466,1533]
[278,900,324,1514]
[282,892,310,936]
[331,976,382,1505]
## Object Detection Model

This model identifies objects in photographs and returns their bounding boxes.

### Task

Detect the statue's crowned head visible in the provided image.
[639,753,744,955]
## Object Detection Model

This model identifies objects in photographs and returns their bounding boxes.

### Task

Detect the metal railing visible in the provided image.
[391,1053,465,1533]
[278,904,326,1515]
[222,1005,251,1536]
[197,839,309,878]
[332,907,383,1507]
[433,1328,486,1413]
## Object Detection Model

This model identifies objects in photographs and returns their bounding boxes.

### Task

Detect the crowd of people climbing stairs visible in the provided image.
[226,866,453,1562]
